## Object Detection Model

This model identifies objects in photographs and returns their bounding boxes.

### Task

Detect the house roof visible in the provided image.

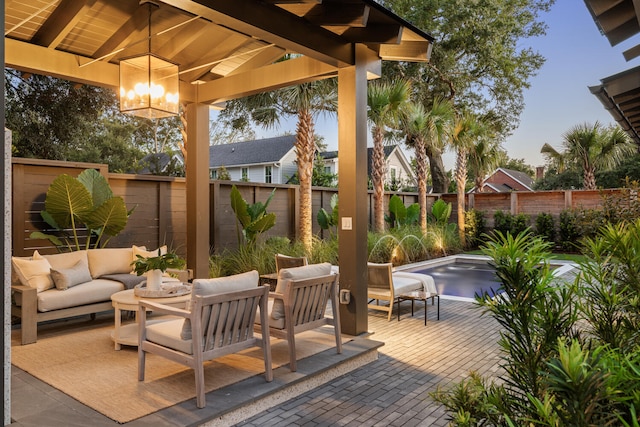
[499,168,535,190]
[209,135,296,168]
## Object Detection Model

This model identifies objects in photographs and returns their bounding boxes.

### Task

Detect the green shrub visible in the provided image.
[559,210,579,252]
[535,212,555,243]
[493,210,511,236]
[464,209,486,248]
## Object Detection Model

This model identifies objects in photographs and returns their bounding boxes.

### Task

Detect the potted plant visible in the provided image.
[132,250,186,291]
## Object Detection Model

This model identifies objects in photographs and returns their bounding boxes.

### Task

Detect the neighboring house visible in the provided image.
[472,167,535,193]
[320,145,415,189]
[209,135,298,184]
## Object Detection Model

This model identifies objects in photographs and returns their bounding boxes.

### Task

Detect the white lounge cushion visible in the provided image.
[146,319,193,355]
[36,279,124,312]
[11,253,54,292]
[393,272,437,295]
[180,270,259,340]
[50,258,92,290]
[255,298,284,329]
[271,263,332,321]
[87,248,135,278]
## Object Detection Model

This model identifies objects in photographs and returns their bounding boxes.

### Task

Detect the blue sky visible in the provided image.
[251,2,640,170]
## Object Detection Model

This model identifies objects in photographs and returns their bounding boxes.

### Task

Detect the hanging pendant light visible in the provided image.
[119,2,179,119]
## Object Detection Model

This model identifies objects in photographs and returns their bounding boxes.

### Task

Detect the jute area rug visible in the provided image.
[11,315,346,424]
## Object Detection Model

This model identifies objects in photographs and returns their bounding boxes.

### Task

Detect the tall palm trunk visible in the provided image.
[414,136,428,234]
[455,149,467,246]
[295,109,315,251]
[583,165,596,190]
[474,175,484,193]
[371,125,386,232]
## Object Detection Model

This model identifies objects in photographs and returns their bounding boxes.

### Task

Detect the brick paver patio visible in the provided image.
[235,297,503,426]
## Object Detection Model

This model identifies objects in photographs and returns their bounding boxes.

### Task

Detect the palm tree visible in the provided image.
[468,134,500,193]
[540,142,566,174]
[404,98,453,233]
[236,79,337,251]
[450,111,483,246]
[367,79,411,232]
[560,122,635,190]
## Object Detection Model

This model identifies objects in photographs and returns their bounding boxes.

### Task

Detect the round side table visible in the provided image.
[110,289,191,350]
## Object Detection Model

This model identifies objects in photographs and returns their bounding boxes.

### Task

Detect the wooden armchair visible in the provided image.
[256,262,341,372]
[275,253,308,271]
[367,262,438,321]
[137,270,272,408]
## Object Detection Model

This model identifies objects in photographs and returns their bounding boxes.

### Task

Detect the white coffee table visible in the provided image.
[110,288,191,350]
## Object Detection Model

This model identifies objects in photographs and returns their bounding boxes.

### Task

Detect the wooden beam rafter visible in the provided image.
[91,5,150,61]
[303,4,369,27]
[31,0,97,48]
[194,55,337,104]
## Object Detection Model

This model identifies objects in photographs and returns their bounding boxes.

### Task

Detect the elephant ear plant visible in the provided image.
[30,169,132,251]
[230,184,276,246]
[317,193,339,238]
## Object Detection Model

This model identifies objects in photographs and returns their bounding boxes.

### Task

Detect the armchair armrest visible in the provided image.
[138,300,190,318]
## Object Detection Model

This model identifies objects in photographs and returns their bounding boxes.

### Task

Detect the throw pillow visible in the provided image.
[87,248,135,278]
[180,270,259,340]
[11,254,54,292]
[271,262,332,321]
[50,259,92,290]
[132,245,167,261]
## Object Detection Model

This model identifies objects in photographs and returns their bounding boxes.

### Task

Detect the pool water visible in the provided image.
[411,261,502,300]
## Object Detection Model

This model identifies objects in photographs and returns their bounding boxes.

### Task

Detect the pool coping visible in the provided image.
[396,254,578,302]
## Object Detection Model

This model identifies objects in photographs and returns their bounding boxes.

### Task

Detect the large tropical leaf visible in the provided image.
[84,197,128,237]
[44,174,93,229]
[77,168,113,208]
[246,213,276,236]
[230,185,251,227]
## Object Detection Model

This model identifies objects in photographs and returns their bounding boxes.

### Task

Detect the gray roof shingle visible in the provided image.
[209,135,296,167]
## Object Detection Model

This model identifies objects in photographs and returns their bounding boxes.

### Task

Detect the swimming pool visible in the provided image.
[399,255,577,301]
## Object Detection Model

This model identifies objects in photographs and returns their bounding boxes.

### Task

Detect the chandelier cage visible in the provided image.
[119,3,179,119]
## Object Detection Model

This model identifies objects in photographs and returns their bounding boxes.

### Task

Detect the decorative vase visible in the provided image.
[147,269,163,291]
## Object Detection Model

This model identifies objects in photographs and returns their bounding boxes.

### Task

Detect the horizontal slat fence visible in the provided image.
[12,158,628,258]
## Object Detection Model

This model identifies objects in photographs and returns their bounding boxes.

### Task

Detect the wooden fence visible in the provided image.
[12,158,617,257]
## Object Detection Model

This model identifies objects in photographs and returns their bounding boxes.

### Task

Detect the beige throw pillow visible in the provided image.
[11,253,54,292]
[87,248,135,278]
[180,270,259,340]
[271,263,332,321]
[132,245,167,260]
[50,259,92,290]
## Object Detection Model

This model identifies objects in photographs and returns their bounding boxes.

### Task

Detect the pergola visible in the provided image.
[3,1,433,420]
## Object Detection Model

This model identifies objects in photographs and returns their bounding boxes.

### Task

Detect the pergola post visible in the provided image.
[185,103,211,280]
[337,45,380,336]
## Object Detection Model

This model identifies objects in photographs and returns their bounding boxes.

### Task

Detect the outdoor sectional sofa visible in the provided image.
[11,246,185,345]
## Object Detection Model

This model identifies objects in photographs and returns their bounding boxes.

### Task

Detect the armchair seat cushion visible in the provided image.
[146,318,193,355]
[255,299,284,329]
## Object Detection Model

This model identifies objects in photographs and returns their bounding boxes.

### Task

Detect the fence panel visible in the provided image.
[13,158,631,258]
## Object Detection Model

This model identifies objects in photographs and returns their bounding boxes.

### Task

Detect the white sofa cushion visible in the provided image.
[36,279,124,312]
[11,253,54,292]
[41,250,88,271]
[180,270,259,340]
[50,258,92,290]
[271,263,332,322]
[87,248,134,278]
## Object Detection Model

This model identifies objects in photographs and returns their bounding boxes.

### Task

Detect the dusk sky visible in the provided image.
[250,1,640,170]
